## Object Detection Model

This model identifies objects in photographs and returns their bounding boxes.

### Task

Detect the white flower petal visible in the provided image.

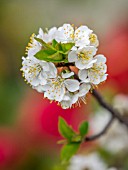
[62,72,74,79]
[94,54,106,63]
[85,59,97,69]
[71,94,79,104]
[80,46,97,56]
[79,83,91,97]
[100,74,108,82]
[78,69,88,81]
[75,26,93,46]
[89,73,101,84]
[64,79,80,92]
[68,51,78,62]
[75,59,90,69]
[31,77,40,86]
[32,85,45,93]
[61,101,71,109]
[38,28,44,39]
[47,62,57,78]
[55,24,74,43]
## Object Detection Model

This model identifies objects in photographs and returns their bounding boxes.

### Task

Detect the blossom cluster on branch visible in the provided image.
[21,24,108,109]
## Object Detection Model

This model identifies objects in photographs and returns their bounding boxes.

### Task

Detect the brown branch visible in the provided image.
[85,115,115,142]
[92,89,128,127]
[85,89,128,142]
[56,63,74,67]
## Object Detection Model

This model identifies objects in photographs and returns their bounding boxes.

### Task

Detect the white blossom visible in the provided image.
[26,27,57,57]
[79,54,107,84]
[21,56,57,87]
[113,94,128,115]
[91,109,128,153]
[74,25,93,47]
[89,33,99,47]
[68,46,97,69]
[43,72,80,102]
[42,27,57,43]
[55,24,74,43]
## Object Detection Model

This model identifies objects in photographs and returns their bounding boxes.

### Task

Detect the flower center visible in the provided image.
[78,51,91,61]
[89,33,96,43]
[52,77,64,88]
[28,63,42,77]
[90,63,104,75]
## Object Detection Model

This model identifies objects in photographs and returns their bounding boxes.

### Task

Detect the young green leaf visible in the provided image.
[60,43,75,53]
[35,37,56,50]
[58,117,76,142]
[35,49,64,62]
[61,143,80,163]
[52,39,58,48]
[79,121,89,138]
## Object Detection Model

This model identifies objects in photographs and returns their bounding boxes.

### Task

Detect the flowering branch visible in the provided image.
[21,23,127,163]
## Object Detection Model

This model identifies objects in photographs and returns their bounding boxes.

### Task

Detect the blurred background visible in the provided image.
[0,0,128,169]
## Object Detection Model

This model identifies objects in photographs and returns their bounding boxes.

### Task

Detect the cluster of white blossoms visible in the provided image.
[21,23,108,109]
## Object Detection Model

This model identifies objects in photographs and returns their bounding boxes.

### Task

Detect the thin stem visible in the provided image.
[92,89,128,127]
[56,63,74,67]
[85,115,114,141]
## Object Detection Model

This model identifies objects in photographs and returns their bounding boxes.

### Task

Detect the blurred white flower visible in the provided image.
[21,56,57,87]
[91,109,128,153]
[79,54,107,85]
[108,168,117,170]
[67,153,108,170]
[68,46,97,69]
[113,94,128,115]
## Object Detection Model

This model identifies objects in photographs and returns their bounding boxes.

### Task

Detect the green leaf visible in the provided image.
[35,37,56,50]
[35,49,64,62]
[60,43,75,53]
[61,143,80,163]
[79,121,89,138]
[52,39,58,48]
[58,117,76,142]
